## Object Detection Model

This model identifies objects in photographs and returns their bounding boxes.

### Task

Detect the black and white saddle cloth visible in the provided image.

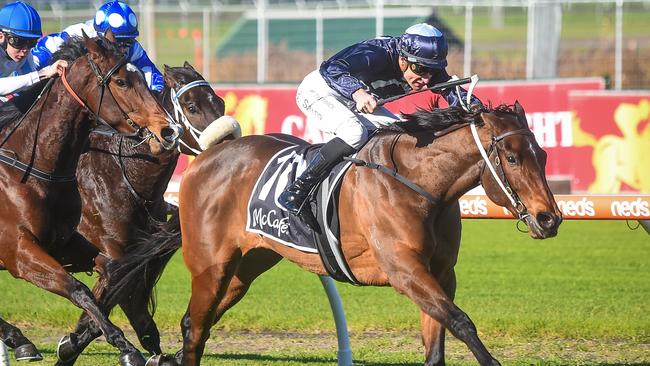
[246,144,360,284]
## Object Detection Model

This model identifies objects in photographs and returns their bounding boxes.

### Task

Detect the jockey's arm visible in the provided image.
[429,69,482,107]
[128,42,164,92]
[320,44,391,100]
[0,71,39,96]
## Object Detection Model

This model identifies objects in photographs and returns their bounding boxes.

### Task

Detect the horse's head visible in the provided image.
[164,61,228,155]
[64,31,181,154]
[478,101,562,239]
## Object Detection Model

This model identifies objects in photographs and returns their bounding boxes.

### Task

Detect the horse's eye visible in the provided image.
[115,79,126,87]
[506,155,517,165]
[187,104,197,114]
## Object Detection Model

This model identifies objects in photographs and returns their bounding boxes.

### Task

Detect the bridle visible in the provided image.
[170,79,212,155]
[471,122,534,222]
[61,53,153,140]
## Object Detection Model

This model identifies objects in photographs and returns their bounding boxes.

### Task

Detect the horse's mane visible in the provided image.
[52,35,122,62]
[378,101,518,136]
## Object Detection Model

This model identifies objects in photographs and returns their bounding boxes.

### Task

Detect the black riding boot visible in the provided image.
[279,137,356,216]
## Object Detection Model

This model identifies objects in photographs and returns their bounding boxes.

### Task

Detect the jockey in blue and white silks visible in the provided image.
[31,0,163,92]
[278,23,482,223]
[0,1,67,100]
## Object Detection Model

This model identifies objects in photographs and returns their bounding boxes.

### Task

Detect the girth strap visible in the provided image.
[344,157,438,205]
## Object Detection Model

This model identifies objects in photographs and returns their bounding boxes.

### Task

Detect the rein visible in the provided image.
[170,79,212,154]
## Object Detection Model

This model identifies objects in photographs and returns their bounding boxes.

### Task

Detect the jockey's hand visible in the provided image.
[353,89,378,114]
[38,60,69,79]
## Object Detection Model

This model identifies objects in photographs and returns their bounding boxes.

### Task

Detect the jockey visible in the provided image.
[31,0,164,92]
[0,1,67,100]
[279,23,482,221]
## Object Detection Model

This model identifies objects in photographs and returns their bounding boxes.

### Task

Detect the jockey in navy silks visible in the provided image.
[31,0,163,93]
[278,23,482,223]
[0,1,67,101]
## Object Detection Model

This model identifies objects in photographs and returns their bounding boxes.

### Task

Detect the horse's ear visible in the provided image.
[513,100,528,127]
[82,29,101,57]
[163,64,178,88]
[104,28,116,43]
[183,61,196,71]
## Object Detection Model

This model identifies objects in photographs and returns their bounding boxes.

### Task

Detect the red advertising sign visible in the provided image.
[569,91,650,193]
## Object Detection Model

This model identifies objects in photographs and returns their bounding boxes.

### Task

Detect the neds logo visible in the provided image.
[558,197,595,217]
[610,198,650,217]
[460,196,488,216]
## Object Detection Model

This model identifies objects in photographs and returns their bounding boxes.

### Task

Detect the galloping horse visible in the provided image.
[52,62,228,366]
[113,101,562,366]
[0,32,181,366]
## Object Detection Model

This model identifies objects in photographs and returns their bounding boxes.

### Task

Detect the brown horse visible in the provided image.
[49,62,227,366]
[0,32,180,366]
[112,101,562,366]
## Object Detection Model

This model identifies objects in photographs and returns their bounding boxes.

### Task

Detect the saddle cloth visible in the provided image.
[246,144,350,251]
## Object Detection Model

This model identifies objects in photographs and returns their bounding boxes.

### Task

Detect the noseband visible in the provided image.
[471,123,533,221]
[61,54,151,139]
[170,79,212,154]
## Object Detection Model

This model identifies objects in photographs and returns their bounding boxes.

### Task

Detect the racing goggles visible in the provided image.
[116,38,135,49]
[408,62,437,77]
[5,33,37,49]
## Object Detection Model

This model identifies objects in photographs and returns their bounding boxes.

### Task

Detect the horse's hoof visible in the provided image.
[14,343,43,362]
[145,354,177,366]
[120,351,146,366]
[56,334,78,362]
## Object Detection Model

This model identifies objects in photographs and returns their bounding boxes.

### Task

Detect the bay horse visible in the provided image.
[51,62,228,366]
[0,32,181,366]
[111,101,562,366]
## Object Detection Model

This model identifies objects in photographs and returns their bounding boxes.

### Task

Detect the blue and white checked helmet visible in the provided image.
[400,23,448,68]
[0,1,42,38]
[94,1,139,39]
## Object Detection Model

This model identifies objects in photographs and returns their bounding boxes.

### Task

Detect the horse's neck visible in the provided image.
[3,81,89,177]
[363,129,484,204]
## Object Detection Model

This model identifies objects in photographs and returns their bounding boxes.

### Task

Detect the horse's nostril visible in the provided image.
[160,127,177,143]
[536,212,558,230]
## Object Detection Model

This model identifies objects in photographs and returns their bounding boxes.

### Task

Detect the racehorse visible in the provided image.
[111,101,562,366]
[0,32,181,366]
[51,62,228,366]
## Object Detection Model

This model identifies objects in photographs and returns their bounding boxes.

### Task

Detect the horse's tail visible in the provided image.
[103,209,183,311]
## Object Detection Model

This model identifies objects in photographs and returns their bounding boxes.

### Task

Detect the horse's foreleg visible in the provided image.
[420,270,456,366]
[6,234,145,366]
[0,317,43,361]
[385,257,498,366]
[421,202,462,366]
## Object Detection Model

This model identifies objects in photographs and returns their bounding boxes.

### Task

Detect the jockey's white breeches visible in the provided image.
[296,70,402,149]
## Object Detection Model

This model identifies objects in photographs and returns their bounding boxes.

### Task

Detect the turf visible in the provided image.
[0,219,648,365]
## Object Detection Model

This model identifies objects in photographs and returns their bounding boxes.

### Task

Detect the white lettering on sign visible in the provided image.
[557,197,595,217]
[251,208,290,236]
[610,198,650,217]
[526,111,573,148]
[459,196,488,216]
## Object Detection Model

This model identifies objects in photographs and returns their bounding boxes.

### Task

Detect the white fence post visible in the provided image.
[319,276,353,366]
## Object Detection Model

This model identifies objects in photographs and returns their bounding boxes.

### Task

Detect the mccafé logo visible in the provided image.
[557,197,595,217]
[459,196,488,216]
[610,198,650,217]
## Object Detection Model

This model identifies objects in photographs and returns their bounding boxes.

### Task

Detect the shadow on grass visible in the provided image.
[203,352,422,365]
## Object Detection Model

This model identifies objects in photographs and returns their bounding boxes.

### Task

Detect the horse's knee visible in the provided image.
[447,310,478,341]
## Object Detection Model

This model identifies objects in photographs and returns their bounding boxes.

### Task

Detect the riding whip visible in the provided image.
[377,75,477,106]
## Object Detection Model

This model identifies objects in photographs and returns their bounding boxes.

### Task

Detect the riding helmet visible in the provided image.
[0,1,42,38]
[94,0,139,38]
[399,23,448,68]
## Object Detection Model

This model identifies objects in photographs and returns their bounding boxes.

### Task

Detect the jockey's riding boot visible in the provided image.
[279,137,356,216]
